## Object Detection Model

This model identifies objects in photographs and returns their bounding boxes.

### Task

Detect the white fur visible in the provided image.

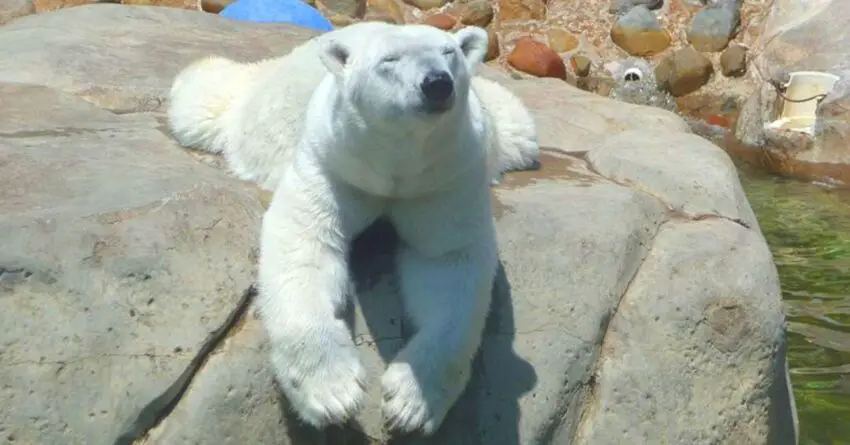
[167,24,538,191]
[167,22,530,436]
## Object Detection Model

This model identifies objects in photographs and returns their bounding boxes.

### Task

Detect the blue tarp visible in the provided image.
[220,0,335,32]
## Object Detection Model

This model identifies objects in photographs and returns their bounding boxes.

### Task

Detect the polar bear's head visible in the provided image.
[317,23,489,125]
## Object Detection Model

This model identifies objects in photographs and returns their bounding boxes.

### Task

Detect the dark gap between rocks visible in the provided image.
[113,285,258,445]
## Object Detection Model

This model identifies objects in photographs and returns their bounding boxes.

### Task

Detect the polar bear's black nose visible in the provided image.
[420,71,455,111]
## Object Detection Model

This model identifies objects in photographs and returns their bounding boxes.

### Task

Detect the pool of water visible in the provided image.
[737,165,850,444]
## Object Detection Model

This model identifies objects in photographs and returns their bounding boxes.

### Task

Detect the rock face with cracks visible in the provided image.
[0,5,797,445]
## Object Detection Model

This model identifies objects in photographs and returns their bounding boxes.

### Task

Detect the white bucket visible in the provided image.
[770,71,841,134]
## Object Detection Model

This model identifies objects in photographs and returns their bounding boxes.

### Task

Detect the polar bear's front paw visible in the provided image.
[271,335,367,429]
[380,361,461,436]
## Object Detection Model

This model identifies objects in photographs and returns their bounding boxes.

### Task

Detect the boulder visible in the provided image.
[0,82,266,445]
[610,5,671,57]
[686,5,740,52]
[0,5,797,445]
[507,37,568,80]
[655,46,714,96]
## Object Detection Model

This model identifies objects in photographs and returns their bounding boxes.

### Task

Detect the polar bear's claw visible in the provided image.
[380,361,451,436]
[272,335,367,429]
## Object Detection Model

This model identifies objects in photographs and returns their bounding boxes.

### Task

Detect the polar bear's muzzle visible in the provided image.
[419,70,455,114]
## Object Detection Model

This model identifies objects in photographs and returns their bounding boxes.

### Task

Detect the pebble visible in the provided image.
[570,54,592,77]
[720,43,748,77]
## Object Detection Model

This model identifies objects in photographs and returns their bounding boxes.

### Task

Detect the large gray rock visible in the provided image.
[586,130,759,229]
[0,83,267,445]
[0,4,318,113]
[476,67,690,155]
[0,0,33,25]
[573,218,797,444]
[0,5,797,445]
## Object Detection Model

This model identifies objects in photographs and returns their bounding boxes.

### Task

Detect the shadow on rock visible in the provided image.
[277,218,537,444]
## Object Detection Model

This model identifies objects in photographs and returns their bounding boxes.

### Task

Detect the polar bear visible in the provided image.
[268,22,503,435]
[168,22,536,436]
[167,22,538,190]
[254,23,501,435]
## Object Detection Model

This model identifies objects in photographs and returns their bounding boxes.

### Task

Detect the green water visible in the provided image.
[738,167,850,444]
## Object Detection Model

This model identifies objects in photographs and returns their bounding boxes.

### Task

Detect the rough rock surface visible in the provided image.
[0,4,318,113]
[0,0,34,24]
[0,82,266,445]
[610,5,671,57]
[0,5,797,445]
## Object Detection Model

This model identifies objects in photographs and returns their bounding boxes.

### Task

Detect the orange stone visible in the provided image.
[424,13,457,30]
[507,37,566,80]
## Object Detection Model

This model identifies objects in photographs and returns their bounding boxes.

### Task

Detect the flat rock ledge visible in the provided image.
[0,5,798,445]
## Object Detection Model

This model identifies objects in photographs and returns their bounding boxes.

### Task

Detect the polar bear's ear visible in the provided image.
[453,26,489,69]
[318,37,350,79]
